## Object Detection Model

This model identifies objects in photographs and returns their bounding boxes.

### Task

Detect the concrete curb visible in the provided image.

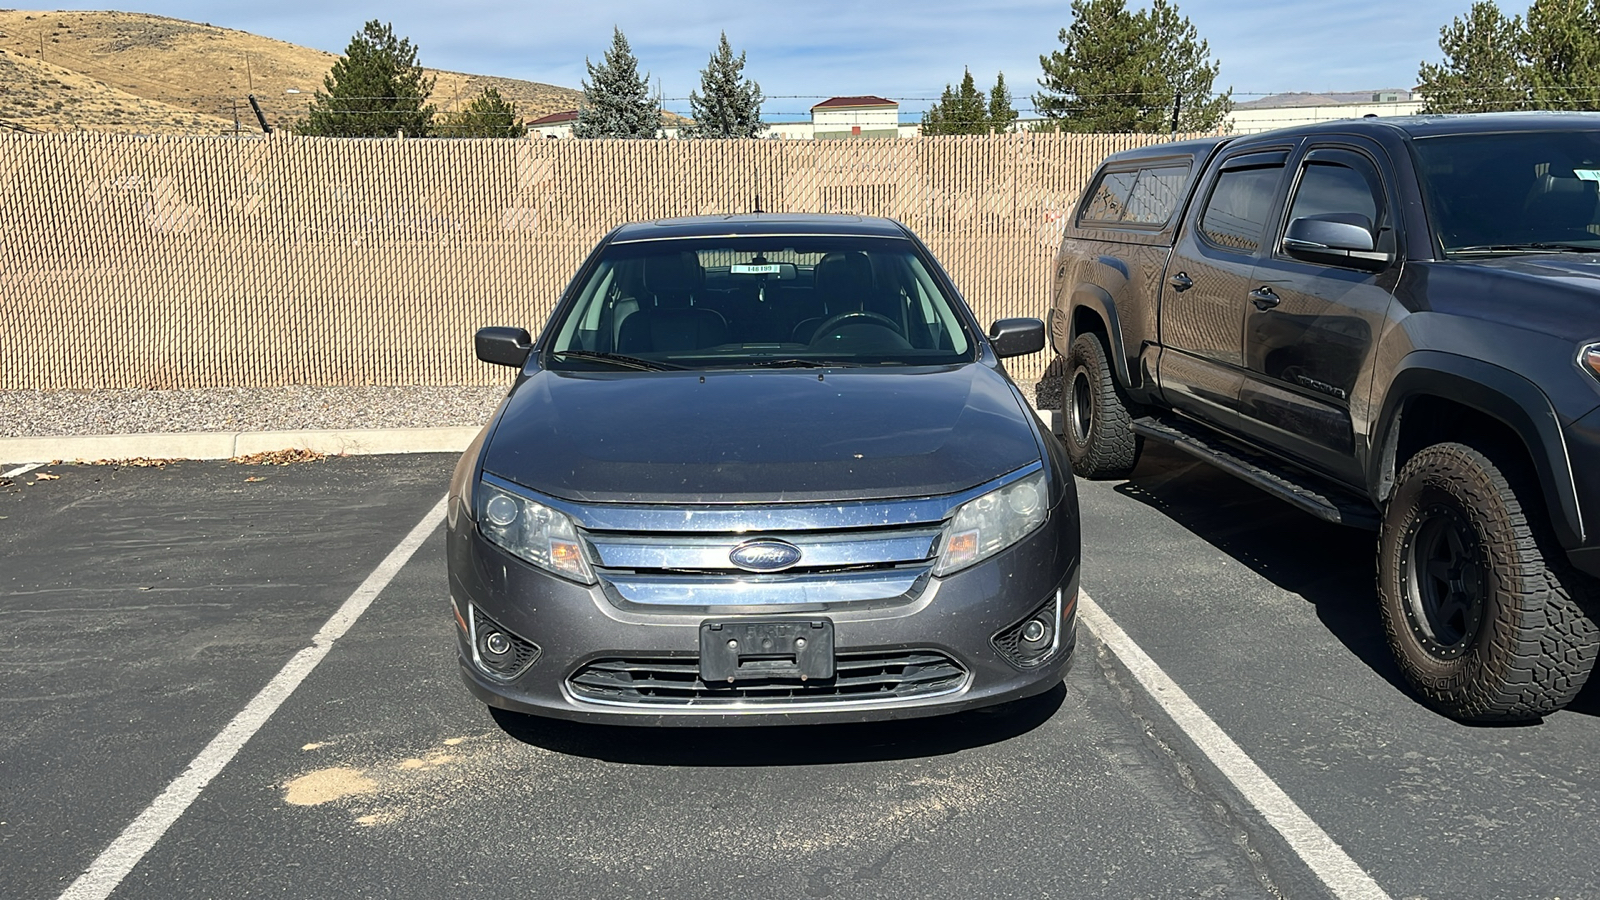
[0,426,483,465]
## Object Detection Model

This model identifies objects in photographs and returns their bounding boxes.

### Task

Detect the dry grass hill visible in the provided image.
[0,9,582,134]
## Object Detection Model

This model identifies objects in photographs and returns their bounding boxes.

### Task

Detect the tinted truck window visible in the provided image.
[1199,165,1281,252]
[1288,159,1382,226]
[1414,129,1600,252]
[1080,165,1190,227]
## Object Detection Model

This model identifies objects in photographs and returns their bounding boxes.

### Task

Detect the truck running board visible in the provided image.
[1130,416,1380,531]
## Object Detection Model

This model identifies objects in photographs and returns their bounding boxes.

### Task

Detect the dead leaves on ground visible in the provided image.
[230,448,329,466]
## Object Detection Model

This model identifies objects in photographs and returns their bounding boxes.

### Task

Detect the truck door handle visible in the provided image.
[1169,272,1193,292]
[1248,287,1281,310]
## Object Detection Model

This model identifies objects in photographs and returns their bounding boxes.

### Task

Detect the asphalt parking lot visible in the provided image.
[3,446,1598,900]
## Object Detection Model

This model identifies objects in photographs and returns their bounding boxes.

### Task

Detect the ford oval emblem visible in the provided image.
[729,539,803,572]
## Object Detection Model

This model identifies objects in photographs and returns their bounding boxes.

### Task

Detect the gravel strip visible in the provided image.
[0,386,511,438]
[3,375,1062,439]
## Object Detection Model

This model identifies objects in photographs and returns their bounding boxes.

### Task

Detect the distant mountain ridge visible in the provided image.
[1234,90,1415,110]
[0,9,581,134]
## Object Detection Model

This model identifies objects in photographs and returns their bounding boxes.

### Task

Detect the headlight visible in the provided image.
[476,481,595,584]
[1581,343,1600,382]
[934,470,1050,576]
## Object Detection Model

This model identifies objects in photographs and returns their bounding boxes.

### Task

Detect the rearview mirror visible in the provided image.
[989,318,1046,359]
[476,327,532,368]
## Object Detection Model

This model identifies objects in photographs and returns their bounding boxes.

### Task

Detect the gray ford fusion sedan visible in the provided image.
[447,214,1080,725]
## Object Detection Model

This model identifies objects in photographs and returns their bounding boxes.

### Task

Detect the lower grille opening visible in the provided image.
[568,650,967,706]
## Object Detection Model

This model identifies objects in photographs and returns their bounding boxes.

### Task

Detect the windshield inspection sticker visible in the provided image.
[731,263,783,274]
[1575,169,1600,182]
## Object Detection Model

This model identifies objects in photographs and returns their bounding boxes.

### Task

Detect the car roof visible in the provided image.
[1095,136,1231,168]
[1245,110,1600,141]
[609,214,911,243]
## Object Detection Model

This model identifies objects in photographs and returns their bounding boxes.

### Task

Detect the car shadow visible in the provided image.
[1109,443,1411,699]
[487,682,1066,765]
[1109,442,1600,722]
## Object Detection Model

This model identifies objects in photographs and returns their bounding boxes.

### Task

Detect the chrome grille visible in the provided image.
[583,523,941,608]
[586,525,941,572]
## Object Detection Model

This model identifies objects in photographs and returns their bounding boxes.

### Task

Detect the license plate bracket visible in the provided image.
[699,619,835,684]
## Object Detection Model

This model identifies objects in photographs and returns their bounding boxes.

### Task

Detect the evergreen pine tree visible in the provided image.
[989,72,1018,132]
[1146,0,1231,131]
[923,69,1001,134]
[574,27,662,139]
[1524,0,1600,111]
[685,33,765,138]
[1034,0,1228,133]
[922,85,952,134]
[440,87,523,138]
[300,20,435,137]
[1418,1,1527,112]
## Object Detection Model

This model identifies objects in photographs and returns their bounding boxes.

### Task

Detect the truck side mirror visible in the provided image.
[989,318,1046,359]
[476,327,533,368]
[1283,214,1391,269]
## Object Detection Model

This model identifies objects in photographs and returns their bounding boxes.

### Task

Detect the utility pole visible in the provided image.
[1170,90,1181,135]
[247,94,273,134]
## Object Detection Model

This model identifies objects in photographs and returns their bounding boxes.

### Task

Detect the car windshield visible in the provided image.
[1414,129,1600,255]
[543,236,975,370]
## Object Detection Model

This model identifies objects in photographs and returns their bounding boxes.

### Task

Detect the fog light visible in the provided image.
[468,607,542,680]
[992,590,1065,669]
[483,631,512,658]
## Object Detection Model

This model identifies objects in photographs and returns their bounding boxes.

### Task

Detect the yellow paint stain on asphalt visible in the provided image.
[300,742,326,751]
[396,753,458,770]
[283,767,377,806]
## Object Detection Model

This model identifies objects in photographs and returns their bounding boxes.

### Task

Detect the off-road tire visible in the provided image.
[1378,442,1600,722]
[1062,332,1142,478]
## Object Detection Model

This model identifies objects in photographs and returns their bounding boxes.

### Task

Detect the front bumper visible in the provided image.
[446,500,1079,726]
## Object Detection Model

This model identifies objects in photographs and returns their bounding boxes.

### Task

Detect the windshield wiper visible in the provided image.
[1452,242,1600,255]
[548,350,684,371]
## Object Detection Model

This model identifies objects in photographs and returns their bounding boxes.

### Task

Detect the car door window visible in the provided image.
[1286,156,1384,229]
[1199,165,1282,253]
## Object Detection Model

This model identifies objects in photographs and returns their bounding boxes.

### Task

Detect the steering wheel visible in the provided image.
[809,311,901,342]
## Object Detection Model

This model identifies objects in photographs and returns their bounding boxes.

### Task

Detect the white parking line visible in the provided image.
[2,462,44,478]
[57,495,448,900]
[1077,590,1393,900]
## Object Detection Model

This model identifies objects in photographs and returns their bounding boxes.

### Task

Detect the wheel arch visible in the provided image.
[1372,350,1584,548]
[1065,285,1137,389]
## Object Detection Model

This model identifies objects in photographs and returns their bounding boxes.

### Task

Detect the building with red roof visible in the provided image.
[527,110,579,139]
[810,96,900,141]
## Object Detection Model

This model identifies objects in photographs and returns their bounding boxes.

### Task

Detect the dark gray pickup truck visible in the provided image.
[1052,112,1600,722]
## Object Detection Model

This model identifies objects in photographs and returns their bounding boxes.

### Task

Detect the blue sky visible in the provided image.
[44,0,1474,118]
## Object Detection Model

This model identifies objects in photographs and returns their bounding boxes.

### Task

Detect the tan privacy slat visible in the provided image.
[0,131,1193,391]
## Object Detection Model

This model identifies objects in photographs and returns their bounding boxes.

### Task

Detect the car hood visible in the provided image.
[1449,255,1600,288]
[482,364,1042,504]
[1421,255,1600,336]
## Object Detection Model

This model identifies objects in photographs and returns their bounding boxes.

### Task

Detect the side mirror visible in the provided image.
[475,327,532,368]
[1283,214,1391,269]
[988,318,1046,359]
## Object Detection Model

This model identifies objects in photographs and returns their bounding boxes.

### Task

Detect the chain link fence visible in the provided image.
[0,131,1187,390]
